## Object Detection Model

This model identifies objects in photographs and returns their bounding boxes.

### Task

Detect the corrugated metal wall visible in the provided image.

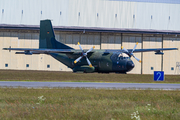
[0,0,180,30]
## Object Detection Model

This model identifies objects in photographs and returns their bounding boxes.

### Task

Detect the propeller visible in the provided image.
[74,42,95,67]
[121,42,142,63]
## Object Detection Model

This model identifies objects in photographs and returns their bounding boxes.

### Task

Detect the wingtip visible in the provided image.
[139,60,142,63]
[136,42,138,45]
[77,42,80,45]
[121,46,123,49]
[3,48,8,50]
[93,46,95,49]
[89,64,92,67]
[74,61,77,64]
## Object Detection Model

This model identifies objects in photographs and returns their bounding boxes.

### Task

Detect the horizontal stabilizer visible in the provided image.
[3,48,75,54]
[15,52,40,55]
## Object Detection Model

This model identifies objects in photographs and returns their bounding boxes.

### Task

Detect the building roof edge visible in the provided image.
[0,24,180,35]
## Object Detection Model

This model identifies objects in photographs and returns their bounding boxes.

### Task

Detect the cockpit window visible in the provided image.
[111,52,130,62]
[117,53,130,60]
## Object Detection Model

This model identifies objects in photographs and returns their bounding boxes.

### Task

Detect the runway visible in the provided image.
[0,81,180,90]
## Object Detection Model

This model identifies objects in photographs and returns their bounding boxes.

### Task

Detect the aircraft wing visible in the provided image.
[105,47,178,63]
[3,48,75,54]
[105,48,178,53]
[131,48,178,53]
[3,47,178,55]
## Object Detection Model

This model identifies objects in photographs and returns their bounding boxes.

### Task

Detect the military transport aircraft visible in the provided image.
[3,20,178,73]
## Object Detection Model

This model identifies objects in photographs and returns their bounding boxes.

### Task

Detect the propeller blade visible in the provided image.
[74,56,83,64]
[86,56,92,67]
[132,42,138,53]
[121,43,141,63]
[9,46,11,52]
[75,43,94,67]
[121,46,129,53]
[86,46,95,54]
[133,54,141,63]
[78,42,83,52]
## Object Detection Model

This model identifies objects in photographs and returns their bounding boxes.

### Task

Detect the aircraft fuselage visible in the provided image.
[50,50,134,73]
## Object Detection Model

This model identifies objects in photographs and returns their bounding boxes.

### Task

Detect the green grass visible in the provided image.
[0,70,180,83]
[0,87,180,120]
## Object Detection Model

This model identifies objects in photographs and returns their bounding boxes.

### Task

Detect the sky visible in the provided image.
[108,0,180,4]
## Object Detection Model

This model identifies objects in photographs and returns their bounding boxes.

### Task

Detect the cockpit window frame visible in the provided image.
[110,53,118,62]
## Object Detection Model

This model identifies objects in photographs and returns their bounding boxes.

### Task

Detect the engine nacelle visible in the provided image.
[25,52,32,55]
[155,52,164,55]
[73,65,95,73]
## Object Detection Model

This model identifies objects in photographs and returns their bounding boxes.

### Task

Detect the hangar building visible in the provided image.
[0,0,180,74]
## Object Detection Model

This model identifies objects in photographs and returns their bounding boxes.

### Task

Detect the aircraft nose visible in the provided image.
[126,61,135,70]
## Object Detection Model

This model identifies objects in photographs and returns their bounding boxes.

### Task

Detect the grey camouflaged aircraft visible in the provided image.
[3,20,178,73]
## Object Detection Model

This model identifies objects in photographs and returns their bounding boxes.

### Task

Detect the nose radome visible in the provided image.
[126,61,135,70]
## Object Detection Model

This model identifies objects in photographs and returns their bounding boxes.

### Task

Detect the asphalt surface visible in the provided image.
[0,81,180,90]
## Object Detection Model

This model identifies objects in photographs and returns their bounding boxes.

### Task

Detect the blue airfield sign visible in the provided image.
[154,71,164,81]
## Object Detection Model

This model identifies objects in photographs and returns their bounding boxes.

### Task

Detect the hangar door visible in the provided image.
[142,34,162,74]
[163,35,180,75]
[56,32,101,50]
[101,33,121,49]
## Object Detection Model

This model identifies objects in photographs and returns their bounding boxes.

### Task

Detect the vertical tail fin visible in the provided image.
[39,20,73,49]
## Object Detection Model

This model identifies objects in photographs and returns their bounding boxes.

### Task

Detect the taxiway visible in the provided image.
[0,81,179,90]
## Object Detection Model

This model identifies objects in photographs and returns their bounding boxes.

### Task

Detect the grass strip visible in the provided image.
[0,70,180,83]
[0,87,180,120]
